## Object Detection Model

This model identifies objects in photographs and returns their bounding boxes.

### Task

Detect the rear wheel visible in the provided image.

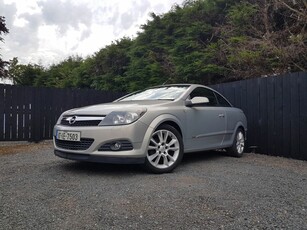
[144,124,184,173]
[227,128,245,157]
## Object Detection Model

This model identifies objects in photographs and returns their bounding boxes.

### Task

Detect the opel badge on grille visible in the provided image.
[68,116,77,125]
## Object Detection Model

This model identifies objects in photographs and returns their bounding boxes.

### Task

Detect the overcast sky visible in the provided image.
[0,0,185,67]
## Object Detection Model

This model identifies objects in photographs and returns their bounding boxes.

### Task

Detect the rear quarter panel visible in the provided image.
[223,108,247,146]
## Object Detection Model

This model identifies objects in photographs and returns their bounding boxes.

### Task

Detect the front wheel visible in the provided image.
[144,124,184,173]
[227,129,245,157]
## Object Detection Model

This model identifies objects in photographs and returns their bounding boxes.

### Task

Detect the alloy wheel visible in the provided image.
[236,131,245,154]
[147,129,180,169]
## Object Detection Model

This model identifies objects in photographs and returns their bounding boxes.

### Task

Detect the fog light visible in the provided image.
[110,142,122,151]
[98,140,133,151]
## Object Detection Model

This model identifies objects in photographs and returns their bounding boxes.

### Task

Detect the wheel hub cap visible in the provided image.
[159,145,166,152]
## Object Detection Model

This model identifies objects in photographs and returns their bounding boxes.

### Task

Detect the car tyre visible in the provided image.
[227,128,245,158]
[144,124,184,174]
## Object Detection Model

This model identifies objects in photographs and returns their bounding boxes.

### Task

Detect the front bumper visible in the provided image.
[53,120,151,164]
[54,150,145,164]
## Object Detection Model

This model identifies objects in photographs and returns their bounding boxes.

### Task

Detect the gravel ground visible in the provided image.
[0,142,306,230]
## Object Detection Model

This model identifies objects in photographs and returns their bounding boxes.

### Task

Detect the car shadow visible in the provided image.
[56,150,226,175]
[181,150,226,165]
[58,160,146,176]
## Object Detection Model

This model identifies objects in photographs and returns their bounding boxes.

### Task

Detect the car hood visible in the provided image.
[64,100,173,116]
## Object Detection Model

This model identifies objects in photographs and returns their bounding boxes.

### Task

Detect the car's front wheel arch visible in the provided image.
[157,121,183,138]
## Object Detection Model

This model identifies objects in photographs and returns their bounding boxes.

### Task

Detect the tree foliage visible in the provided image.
[0,16,9,78]
[7,0,307,91]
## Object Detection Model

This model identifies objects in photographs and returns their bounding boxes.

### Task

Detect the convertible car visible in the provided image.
[54,84,247,173]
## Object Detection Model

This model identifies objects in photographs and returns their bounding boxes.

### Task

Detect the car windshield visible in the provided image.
[119,86,189,101]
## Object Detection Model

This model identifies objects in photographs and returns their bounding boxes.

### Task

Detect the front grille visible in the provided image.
[60,119,101,127]
[98,140,133,151]
[55,138,94,150]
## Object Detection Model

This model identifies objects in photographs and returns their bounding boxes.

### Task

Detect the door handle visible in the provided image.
[218,114,225,118]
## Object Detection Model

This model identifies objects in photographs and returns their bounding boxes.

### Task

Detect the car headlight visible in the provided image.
[99,109,146,126]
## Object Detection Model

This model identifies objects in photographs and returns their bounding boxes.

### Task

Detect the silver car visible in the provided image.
[54,84,247,173]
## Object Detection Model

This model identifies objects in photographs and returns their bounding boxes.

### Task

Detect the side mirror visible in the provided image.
[186,96,209,107]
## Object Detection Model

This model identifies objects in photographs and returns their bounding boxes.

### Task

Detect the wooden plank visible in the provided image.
[40,88,47,139]
[240,80,248,146]
[298,72,307,160]
[44,88,51,139]
[85,89,91,105]
[234,81,242,109]
[97,90,103,104]
[76,88,82,107]
[274,75,284,156]
[0,85,4,140]
[69,88,75,109]
[219,84,225,95]
[290,72,300,159]
[29,86,35,141]
[23,86,32,140]
[239,80,248,114]
[61,88,67,112]
[245,78,257,148]
[41,88,47,139]
[55,88,63,124]
[51,88,59,138]
[93,90,99,104]
[244,80,251,148]
[73,88,79,108]
[17,86,24,140]
[32,87,41,142]
[267,77,275,155]
[70,88,75,108]
[46,88,53,139]
[15,85,23,140]
[76,88,83,107]
[45,88,52,139]
[78,89,83,106]
[4,85,12,140]
[87,89,94,106]
[58,88,65,115]
[231,82,237,107]
[254,78,261,150]
[259,77,268,154]
[64,88,72,111]
[10,86,19,140]
[109,91,116,102]
[39,87,46,140]
[282,74,291,157]
[223,83,235,105]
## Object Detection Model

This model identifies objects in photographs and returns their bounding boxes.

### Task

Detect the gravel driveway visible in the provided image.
[0,142,306,230]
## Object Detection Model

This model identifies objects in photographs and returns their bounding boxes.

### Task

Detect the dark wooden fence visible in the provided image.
[211,72,307,160]
[0,85,125,142]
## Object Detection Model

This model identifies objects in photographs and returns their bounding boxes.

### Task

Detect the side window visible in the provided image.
[189,87,217,106]
[215,93,232,107]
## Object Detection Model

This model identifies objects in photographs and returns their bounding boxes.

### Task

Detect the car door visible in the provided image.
[184,87,226,151]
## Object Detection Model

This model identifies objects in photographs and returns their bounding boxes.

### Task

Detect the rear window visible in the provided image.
[215,93,232,107]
